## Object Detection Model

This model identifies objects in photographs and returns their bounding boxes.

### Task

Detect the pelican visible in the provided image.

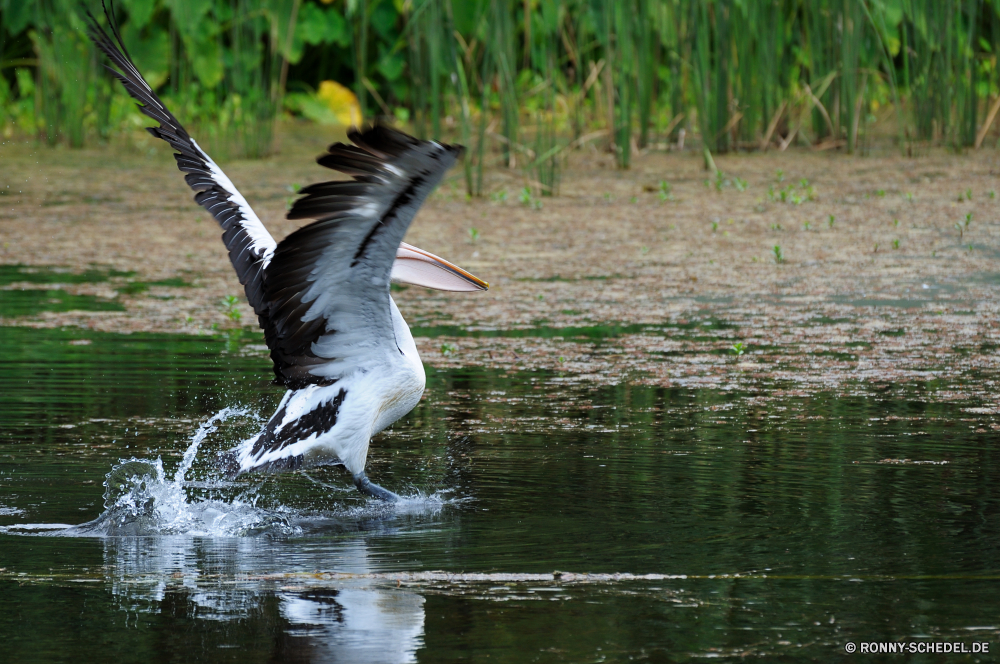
[86,6,488,502]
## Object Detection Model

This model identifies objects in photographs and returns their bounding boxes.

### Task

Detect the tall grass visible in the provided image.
[4,1,1000,189]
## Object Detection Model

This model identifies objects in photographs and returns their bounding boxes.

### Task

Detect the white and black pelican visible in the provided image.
[87,6,488,501]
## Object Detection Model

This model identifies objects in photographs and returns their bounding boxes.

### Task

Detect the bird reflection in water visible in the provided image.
[104,536,425,662]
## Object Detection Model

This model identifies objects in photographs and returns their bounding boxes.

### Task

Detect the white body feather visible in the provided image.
[236,298,425,475]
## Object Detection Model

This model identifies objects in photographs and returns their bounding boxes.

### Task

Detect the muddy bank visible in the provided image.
[2,130,1000,396]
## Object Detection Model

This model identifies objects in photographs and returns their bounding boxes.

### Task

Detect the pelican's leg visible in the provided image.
[353,472,401,502]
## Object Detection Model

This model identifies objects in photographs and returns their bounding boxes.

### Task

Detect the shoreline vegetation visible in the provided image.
[2,0,1000,194]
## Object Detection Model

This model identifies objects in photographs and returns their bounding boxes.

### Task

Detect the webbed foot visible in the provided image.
[353,473,400,502]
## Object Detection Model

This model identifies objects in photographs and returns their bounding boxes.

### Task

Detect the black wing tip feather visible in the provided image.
[320,122,464,174]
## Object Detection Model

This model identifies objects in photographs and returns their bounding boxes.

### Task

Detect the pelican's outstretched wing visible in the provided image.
[263,126,462,387]
[85,3,276,314]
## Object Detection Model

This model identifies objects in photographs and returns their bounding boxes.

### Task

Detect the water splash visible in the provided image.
[32,407,461,538]
[63,407,301,537]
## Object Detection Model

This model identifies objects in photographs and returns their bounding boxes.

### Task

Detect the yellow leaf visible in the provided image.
[317,80,363,127]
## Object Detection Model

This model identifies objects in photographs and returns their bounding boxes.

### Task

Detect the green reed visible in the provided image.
[5,0,1000,187]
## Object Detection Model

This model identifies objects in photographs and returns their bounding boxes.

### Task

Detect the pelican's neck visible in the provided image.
[389,296,421,366]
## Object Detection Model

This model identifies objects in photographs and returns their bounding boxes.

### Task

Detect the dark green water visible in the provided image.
[1,326,999,662]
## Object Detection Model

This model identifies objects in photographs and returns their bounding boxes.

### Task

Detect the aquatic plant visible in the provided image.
[221,295,242,323]
[520,187,541,210]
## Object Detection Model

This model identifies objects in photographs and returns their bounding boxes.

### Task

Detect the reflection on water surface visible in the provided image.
[1,326,999,662]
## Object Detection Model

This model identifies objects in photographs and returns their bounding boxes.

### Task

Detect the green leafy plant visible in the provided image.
[520,187,541,210]
[773,245,784,263]
[730,341,746,356]
[468,227,480,243]
[714,170,727,192]
[221,295,242,323]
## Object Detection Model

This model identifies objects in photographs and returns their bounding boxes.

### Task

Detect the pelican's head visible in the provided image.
[390,242,489,292]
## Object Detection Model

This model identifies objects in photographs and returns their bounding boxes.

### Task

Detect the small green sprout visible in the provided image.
[770,223,783,231]
[715,170,726,192]
[657,180,674,202]
[893,218,899,228]
[828,214,835,228]
[873,243,879,253]
[955,222,965,238]
[222,295,242,323]
[711,221,719,232]
[989,190,996,199]
[520,187,542,209]
[966,188,973,200]
[773,245,784,263]
[440,342,458,356]
[800,178,810,188]
[730,341,746,357]
[965,212,973,228]
[537,293,544,301]
[734,177,748,192]
[490,189,508,203]
[775,169,785,182]
[904,192,914,202]
[468,227,480,243]
[875,189,886,197]
[892,239,900,250]
[803,220,811,231]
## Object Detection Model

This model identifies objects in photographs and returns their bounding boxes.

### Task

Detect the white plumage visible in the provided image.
[87,4,488,501]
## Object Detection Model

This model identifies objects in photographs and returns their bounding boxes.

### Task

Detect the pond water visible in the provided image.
[1,326,999,662]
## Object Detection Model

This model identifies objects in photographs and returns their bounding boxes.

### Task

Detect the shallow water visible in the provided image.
[1,326,999,662]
